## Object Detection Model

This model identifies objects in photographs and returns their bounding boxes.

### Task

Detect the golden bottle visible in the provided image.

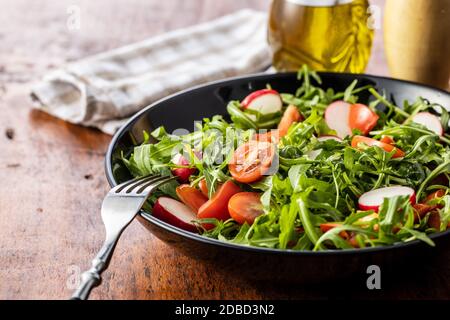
[268,0,374,73]
[384,0,450,90]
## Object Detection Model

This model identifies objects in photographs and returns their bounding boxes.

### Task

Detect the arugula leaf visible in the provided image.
[400,228,435,247]
[279,204,298,249]
[296,191,323,248]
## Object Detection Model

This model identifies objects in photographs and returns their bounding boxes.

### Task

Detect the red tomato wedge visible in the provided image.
[413,203,437,222]
[319,223,350,239]
[228,192,264,225]
[351,135,405,158]
[197,180,241,222]
[348,103,379,135]
[348,235,360,248]
[428,211,441,230]
[198,179,209,198]
[252,129,280,144]
[229,140,275,183]
[424,189,445,204]
[379,136,395,144]
[176,185,208,213]
[278,105,303,137]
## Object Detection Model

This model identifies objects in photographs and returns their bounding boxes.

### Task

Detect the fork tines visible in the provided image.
[113,175,175,195]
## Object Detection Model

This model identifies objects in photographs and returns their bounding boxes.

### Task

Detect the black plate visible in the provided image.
[105,72,450,283]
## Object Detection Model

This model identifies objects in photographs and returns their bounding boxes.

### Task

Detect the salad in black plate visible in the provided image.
[123,66,450,251]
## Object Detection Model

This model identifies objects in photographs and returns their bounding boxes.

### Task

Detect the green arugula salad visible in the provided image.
[123,66,450,251]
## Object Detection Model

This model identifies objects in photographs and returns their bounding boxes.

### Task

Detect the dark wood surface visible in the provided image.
[1,0,448,300]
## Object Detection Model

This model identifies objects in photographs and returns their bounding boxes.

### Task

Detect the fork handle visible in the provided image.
[71,237,118,300]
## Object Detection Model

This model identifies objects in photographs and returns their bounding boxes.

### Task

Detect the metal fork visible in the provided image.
[71,174,175,300]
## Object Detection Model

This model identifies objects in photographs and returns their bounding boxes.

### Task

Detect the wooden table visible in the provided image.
[1,0,448,300]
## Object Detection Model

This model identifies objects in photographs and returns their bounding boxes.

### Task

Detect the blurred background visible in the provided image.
[0,0,387,90]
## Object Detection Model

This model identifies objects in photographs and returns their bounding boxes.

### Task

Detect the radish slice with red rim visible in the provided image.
[324,101,352,138]
[152,197,198,232]
[317,135,343,142]
[411,112,443,136]
[358,186,416,212]
[171,154,197,183]
[241,89,283,115]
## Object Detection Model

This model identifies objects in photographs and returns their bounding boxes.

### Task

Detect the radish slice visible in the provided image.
[171,154,197,183]
[306,135,343,160]
[412,112,443,136]
[324,101,352,138]
[152,197,198,232]
[318,135,343,143]
[306,150,321,160]
[358,186,416,212]
[172,153,189,165]
[241,89,283,115]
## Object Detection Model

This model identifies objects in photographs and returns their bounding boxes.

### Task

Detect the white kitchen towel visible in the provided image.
[31,9,271,134]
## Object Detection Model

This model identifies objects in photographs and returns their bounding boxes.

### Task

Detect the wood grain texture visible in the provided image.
[0,0,448,300]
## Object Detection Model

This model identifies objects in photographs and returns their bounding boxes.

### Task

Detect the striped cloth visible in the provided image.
[31,9,270,134]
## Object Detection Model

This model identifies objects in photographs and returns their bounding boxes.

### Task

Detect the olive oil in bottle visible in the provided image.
[268,0,373,73]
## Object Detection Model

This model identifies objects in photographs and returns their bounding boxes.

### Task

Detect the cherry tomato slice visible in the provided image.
[278,105,303,137]
[379,135,395,144]
[198,179,209,198]
[349,103,379,135]
[229,140,275,183]
[176,185,208,213]
[351,135,405,158]
[197,180,241,222]
[319,222,350,239]
[348,235,360,248]
[228,192,264,225]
